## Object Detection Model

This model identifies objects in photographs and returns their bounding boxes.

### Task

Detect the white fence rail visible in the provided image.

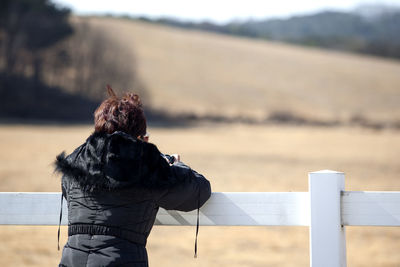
[0,170,399,267]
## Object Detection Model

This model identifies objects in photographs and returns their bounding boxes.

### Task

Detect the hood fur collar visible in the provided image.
[55,131,185,192]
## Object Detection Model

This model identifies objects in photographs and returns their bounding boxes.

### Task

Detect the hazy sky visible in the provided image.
[53,0,400,23]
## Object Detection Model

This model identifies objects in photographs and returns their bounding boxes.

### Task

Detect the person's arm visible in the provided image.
[155,161,211,212]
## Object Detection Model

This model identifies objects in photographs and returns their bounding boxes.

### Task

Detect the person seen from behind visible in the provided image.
[55,86,212,267]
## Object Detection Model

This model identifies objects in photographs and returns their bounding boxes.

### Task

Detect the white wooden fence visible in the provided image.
[0,170,399,267]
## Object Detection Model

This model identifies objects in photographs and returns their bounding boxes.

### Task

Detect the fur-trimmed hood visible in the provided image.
[55,131,183,191]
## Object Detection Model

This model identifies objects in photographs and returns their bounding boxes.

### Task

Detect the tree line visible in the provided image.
[0,0,145,121]
[136,4,400,59]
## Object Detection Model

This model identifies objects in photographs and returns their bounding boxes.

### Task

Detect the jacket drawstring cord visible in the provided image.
[194,189,200,258]
[57,193,63,251]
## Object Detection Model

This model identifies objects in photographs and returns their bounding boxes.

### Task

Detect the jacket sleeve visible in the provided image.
[154,161,212,212]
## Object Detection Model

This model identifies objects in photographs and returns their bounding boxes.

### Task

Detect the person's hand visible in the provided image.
[170,154,180,164]
[162,153,181,165]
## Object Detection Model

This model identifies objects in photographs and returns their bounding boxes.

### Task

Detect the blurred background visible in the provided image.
[0,0,400,266]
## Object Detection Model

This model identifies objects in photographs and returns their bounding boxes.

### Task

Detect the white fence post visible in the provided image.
[309,170,347,267]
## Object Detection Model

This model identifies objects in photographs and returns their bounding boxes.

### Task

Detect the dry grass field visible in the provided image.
[0,124,399,266]
[80,17,400,123]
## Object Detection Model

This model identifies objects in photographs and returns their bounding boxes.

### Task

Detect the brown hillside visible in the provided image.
[79,17,400,123]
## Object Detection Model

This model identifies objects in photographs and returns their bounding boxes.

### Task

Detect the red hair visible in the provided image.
[94,86,147,138]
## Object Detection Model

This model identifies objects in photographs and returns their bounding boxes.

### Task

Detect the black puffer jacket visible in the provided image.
[55,131,211,267]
